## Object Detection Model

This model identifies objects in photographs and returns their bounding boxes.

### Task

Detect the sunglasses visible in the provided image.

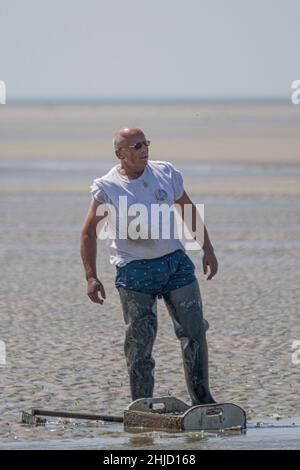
[126,140,151,150]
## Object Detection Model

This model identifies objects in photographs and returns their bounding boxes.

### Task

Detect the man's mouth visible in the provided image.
[140,156,148,160]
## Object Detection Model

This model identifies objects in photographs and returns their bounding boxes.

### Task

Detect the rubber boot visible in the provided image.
[163,280,216,405]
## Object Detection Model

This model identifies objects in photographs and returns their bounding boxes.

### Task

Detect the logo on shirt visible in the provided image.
[154,189,168,202]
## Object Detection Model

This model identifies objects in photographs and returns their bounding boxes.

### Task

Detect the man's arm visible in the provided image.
[80,197,108,303]
[175,190,218,280]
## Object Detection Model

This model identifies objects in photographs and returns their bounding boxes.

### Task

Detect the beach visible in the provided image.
[0,102,300,449]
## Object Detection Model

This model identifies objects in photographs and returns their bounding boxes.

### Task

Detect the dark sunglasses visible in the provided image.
[127,140,151,150]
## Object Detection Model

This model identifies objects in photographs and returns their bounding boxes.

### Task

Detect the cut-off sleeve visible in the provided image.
[168,163,184,200]
[90,179,109,204]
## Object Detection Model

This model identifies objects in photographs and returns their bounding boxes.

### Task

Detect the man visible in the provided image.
[80,127,218,405]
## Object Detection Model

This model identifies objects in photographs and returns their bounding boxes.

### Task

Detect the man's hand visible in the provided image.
[202,251,218,280]
[87,277,106,304]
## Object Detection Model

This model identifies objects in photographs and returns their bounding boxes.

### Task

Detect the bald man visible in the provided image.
[80,127,218,405]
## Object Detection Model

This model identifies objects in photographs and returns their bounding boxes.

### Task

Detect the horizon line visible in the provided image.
[3,95,290,107]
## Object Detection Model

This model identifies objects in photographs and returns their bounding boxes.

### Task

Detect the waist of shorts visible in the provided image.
[116,249,184,269]
[115,249,196,296]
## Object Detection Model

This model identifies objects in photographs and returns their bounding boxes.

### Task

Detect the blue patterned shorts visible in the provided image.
[115,249,196,297]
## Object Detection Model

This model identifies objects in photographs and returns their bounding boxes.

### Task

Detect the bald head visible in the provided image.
[113,127,145,149]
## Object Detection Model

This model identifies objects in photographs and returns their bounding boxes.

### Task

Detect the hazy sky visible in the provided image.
[1,0,299,99]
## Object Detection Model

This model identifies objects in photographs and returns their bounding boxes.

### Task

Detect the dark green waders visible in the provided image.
[118,280,215,405]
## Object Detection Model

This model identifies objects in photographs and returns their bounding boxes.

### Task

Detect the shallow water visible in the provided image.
[1,418,299,450]
[1,159,300,190]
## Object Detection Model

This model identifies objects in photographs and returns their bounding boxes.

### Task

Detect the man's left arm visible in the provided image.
[175,190,218,280]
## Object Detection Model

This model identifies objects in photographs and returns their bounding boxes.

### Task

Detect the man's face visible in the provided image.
[116,132,149,172]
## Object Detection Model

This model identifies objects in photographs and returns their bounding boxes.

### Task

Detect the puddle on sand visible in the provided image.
[0,417,299,450]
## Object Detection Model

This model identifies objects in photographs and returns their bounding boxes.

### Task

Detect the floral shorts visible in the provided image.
[115,249,196,297]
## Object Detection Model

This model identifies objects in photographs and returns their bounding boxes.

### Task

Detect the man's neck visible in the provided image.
[118,163,145,180]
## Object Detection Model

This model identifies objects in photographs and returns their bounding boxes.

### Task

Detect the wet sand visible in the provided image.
[0,103,300,448]
[1,103,300,164]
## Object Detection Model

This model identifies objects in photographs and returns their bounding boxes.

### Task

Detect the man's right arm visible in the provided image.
[80,197,107,304]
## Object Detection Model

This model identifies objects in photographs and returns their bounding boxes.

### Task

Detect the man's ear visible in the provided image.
[115,149,122,159]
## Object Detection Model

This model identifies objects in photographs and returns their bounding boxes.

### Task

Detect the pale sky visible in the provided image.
[0,0,299,100]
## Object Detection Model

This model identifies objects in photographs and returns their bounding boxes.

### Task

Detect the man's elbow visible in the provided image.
[80,228,96,244]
